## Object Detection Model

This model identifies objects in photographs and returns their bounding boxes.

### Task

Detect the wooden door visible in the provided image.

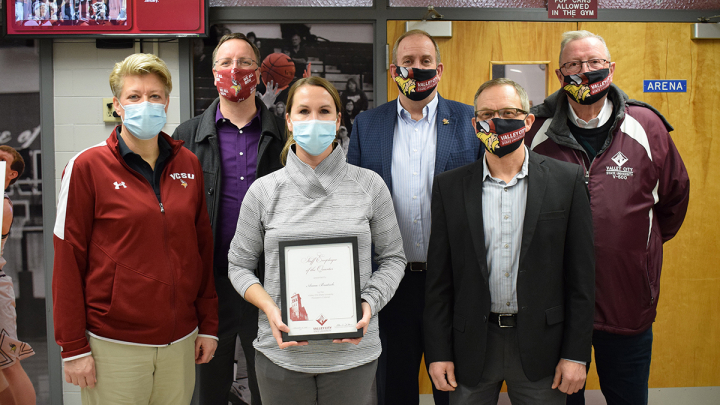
[386,20,720,394]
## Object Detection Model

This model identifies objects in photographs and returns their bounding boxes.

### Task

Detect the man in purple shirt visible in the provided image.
[173,33,285,405]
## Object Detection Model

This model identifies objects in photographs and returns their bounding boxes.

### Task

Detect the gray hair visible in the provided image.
[392,29,441,66]
[559,30,611,64]
[473,78,530,113]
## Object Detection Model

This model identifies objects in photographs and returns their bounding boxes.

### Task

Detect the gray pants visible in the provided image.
[450,324,566,405]
[255,350,377,405]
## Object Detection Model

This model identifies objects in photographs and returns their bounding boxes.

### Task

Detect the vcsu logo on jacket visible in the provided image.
[170,172,195,188]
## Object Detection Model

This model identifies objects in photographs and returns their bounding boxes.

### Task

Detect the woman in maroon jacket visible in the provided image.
[52,53,218,404]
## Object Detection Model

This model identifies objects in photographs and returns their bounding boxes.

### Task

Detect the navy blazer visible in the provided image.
[347,95,481,193]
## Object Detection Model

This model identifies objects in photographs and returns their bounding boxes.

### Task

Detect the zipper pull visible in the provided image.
[159,203,165,213]
[585,170,590,185]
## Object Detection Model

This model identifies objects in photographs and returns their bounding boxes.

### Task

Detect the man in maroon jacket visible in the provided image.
[525,30,690,405]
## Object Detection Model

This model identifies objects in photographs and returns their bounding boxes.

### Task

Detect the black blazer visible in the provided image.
[424,150,595,385]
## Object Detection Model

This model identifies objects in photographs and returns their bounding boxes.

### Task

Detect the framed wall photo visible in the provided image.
[490,61,551,108]
[278,237,362,342]
[4,0,207,37]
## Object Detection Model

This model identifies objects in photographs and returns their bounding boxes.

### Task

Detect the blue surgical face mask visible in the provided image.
[292,119,337,156]
[118,101,167,140]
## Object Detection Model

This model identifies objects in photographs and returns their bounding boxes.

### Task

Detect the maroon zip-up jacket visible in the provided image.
[526,85,689,335]
[53,128,218,359]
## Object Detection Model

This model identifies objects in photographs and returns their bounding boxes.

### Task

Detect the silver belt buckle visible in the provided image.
[498,314,513,328]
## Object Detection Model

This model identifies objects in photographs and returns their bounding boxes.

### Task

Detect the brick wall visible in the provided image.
[53,40,182,202]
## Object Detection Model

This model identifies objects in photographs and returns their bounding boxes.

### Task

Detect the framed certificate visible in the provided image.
[279,237,362,341]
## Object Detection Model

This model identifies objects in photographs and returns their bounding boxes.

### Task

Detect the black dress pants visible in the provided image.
[377,269,448,405]
[192,274,261,405]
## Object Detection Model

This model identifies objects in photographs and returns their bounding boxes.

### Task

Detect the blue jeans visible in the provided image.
[566,326,653,405]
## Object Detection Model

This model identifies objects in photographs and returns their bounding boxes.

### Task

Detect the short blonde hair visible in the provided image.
[109,53,172,99]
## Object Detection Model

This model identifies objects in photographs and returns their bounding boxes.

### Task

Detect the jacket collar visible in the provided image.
[532,84,629,150]
[195,96,284,144]
[108,126,183,159]
[286,145,347,200]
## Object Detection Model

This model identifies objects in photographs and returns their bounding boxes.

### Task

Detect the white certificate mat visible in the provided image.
[279,237,362,341]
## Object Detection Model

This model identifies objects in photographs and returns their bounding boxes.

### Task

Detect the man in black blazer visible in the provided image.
[424,79,595,404]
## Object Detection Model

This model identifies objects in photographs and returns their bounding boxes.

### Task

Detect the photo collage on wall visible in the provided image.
[193,23,375,157]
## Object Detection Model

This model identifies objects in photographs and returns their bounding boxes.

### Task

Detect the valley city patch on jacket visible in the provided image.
[52,128,218,360]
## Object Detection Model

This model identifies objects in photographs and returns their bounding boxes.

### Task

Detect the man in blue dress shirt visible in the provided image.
[347,29,480,405]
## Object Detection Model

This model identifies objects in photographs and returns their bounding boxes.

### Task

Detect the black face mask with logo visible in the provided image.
[393,66,439,102]
[475,118,526,158]
[562,68,611,105]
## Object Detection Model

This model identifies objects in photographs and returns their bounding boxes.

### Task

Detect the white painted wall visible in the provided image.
[52,39,181,405]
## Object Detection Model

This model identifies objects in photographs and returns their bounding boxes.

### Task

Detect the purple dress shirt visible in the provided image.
[214,102,262,268]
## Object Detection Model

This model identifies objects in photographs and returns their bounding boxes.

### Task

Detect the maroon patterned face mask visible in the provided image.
[215,67,257,103]
[475,118,526,158]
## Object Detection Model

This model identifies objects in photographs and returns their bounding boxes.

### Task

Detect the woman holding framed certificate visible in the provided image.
[228,76,406,405]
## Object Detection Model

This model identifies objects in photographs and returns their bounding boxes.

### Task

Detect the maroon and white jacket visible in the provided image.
[53,128,218,360]
[526,85,689,335]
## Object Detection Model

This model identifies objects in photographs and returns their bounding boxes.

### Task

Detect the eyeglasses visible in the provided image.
[475,108,528,121]
[560,59,609,75]
[213,57,257,69]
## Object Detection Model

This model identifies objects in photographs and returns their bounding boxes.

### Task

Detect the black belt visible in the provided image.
[406,262,427,272]
[489,312,517,328]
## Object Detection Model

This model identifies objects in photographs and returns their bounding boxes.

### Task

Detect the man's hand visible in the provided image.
[551,359,586,394]
[303,63,312,78]
[195,336,218,364]
[258,80,280,108]
[64,355,97,389]
[333,301,371,345]
[429,361,457,391]
[265,305,308,349]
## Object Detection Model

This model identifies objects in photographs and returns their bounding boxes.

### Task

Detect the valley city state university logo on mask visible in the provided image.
[394,67,439,97]
[476,120,500,153]
[563,72,611,104]
[606,151,634,180]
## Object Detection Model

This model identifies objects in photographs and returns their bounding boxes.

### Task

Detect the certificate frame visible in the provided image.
[279,237,363,342]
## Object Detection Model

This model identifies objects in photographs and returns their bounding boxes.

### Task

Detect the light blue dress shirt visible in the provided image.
[482,146,529,313]
[391,94,439,263]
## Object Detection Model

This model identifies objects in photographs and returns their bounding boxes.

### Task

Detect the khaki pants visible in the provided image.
[82,331,196,405]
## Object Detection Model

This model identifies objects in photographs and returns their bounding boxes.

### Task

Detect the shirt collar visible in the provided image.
[482,145,530,184]
[567,97,613,129]
[215,97,262,128]
[396,92,439,124]
[285,145,347,200]
[116,127,172,159]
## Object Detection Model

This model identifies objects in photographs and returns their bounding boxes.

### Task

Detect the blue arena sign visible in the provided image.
[643,80,687,93]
